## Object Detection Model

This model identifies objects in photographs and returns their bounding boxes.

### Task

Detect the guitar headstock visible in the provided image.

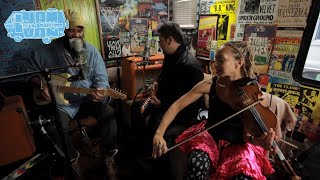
[105,88,127,100]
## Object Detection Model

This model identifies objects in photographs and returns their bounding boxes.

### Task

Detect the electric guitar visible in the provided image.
[33,73,127,105]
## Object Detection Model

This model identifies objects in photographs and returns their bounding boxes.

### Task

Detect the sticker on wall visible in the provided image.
[4,8,68,44]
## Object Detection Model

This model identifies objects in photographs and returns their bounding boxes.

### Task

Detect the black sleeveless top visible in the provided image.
[207,76,245,144]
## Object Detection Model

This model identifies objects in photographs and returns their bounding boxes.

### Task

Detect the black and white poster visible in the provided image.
[100,6,120,35]
[105,38,122,59]
[235,0,278,40]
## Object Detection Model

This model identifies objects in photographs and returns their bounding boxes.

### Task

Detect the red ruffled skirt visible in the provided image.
[175,120,274,180]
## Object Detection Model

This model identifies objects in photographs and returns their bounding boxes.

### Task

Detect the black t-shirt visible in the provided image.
[207,76,245,144]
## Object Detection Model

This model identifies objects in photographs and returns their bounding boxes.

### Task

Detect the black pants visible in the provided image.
[131,100,191,180]
[47,101,118,160]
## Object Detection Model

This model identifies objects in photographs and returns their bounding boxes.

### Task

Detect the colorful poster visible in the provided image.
[120,31,132,57]
[267,83,320,141]
[210,0,238,47]
[150,36,161,55]
[275,0,312,27]
[129,18,148,53]
[100,6,120,35]
[268,28,303,85]
[235,0,277,41]
[138,2,153,18]
[197,15,219,59]
[243,24,277,73]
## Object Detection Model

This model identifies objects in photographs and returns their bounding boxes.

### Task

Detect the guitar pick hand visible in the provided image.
[92,87,106,102]
[150,82,161,106]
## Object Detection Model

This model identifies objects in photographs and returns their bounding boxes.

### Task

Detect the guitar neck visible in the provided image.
[58,86,97,94]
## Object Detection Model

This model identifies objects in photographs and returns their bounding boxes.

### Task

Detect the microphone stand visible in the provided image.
[0,64,80,179]
[29,115,66,158]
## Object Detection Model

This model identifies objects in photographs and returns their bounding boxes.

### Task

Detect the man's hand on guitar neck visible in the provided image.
[92,87,107,102]
[150,82,161,106]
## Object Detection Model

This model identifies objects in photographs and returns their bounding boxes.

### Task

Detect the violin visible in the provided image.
[216,76,301,180]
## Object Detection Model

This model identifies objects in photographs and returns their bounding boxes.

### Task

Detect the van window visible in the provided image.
[293,0,320,88]
[303,13,320,81]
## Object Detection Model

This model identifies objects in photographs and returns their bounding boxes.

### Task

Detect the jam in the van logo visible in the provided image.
[4,8,69,44]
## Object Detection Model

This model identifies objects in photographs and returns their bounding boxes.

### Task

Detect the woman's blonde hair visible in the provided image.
[218,41,257,78]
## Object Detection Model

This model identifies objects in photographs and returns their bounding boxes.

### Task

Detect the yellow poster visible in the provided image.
[210,0,238,47]
[197,15,218,58]
[267,83,320,141]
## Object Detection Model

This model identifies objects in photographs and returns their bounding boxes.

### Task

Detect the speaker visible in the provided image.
[0,95,35,166]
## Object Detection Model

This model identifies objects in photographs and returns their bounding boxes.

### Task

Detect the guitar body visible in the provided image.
[51,73,72,105]
[33,73,71,106]
[33,73,127,106]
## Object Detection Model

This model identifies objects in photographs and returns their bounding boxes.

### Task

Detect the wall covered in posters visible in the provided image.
[99,0,169,64]
[198,0,318,143]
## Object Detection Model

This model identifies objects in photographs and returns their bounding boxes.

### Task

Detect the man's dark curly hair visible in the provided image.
[157,22,184,44]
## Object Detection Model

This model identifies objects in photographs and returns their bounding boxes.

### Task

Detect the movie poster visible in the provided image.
[243,24,277,73]
[129,18,148,53]
[275,0,311,27]
[100,6,120,35]
[268,28,303,85]
[267,83,320,142]
[210,0,238,47]
[235,0,277,41]
[197,15,218,59]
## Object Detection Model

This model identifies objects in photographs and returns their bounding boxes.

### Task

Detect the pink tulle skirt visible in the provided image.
[175,120,274,180]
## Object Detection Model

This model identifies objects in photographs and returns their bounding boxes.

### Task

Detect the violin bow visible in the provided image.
[167,99,263,152]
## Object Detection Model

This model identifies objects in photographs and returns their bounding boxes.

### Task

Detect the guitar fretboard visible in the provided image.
[54,85,126,100]
[58,86,98,94]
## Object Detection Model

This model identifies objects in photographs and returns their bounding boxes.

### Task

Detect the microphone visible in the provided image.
[68,38,86,82]
[143,36,151,62]
[142,22,156,65]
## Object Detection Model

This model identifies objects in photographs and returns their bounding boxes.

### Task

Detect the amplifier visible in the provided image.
[0,95,35,166]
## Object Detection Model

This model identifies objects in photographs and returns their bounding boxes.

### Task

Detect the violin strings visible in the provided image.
[240,91,286,160]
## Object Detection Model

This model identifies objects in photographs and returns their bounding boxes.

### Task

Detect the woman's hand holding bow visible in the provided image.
[152,133,168,159]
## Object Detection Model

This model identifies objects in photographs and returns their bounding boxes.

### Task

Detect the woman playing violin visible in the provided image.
[152,41,283,180]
